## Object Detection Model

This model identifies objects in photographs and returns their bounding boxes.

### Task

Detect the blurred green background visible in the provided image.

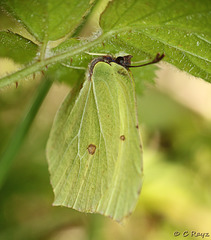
[0,4,211,240]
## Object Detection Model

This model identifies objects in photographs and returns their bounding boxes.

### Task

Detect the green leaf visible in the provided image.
[46,0,211,84]
[46,63,85,86]
[47,60,143,222]
[132,65,158,95]
[0,31,38,64]
[1,0,98,41]
[1,0,210,88]
[98,0,211,81]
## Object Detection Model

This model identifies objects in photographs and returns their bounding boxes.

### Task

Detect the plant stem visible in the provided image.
[0,29,115,88]
[0,77,52,189]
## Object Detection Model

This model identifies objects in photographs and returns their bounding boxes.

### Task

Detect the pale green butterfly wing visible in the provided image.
[47,61,143,222]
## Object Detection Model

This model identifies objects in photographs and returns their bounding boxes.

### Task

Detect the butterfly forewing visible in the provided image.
[47,60,143,222]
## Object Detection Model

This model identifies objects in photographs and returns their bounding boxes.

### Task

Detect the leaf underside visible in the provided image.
[0,31,38,64]
[0,0,96,41]
[47,62,143,221]
[0,0,210,88]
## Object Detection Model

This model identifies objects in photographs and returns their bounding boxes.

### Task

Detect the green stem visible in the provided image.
[0,30,117,88]
[0,77,52,189]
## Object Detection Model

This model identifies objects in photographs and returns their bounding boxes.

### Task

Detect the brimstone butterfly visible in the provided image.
[47,53,164,222]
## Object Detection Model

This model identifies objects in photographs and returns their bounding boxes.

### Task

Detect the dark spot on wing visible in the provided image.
[87,144,96,155]
[120,135,126,141]
[136,125,139,129]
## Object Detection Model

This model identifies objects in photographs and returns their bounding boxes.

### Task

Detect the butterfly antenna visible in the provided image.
[128,53,165,68]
